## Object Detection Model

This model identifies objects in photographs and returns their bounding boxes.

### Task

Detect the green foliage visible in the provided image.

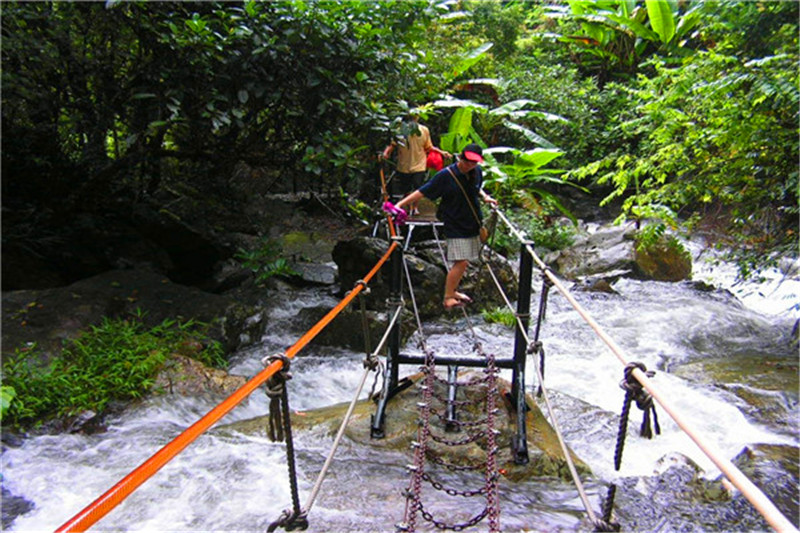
[543,0,703,83]
[431,95,579,217]
[571,41,798,277]
[235,238,299,286]
[481,306,517,329]
[1,1,442,206]
[1,386,16,420]
[493,210,577,256]
[1,315,225,429]
[339,188,373,223]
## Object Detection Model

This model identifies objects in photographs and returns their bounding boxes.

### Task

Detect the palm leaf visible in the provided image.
[645,0,676,44]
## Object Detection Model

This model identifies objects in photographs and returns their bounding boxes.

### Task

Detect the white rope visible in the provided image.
[481,260,600,525]
[302,305,404,514]
[494,208,798,533]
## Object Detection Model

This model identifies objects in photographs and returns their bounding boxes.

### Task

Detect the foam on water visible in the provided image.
[3,252,797,531]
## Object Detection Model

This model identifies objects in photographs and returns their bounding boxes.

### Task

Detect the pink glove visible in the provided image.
[382,201,408,225]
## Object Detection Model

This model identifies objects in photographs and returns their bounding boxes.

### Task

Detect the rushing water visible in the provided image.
[2,248,798,532]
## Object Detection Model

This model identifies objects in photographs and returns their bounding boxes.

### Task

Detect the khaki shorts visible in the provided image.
[446,236,480,262]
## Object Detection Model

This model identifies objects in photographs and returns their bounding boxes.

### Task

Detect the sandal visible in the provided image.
[443,296,466,309]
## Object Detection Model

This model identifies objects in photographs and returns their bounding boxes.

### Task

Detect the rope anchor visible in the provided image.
[600,362,662,532]
[262,353,308,533]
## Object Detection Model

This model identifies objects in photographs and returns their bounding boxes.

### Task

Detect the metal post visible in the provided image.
[445,365,459,432]
[371,236,404,438]
[511,240,534,464]
[388,236,403,390]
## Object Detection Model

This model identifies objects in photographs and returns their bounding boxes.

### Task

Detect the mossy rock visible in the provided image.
[634,234,692,282]
[222,372,590,483]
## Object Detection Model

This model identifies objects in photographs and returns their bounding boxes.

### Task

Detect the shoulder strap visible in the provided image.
[446,166,481,226]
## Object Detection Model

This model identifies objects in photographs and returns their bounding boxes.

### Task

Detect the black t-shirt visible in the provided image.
[419,163,483,238]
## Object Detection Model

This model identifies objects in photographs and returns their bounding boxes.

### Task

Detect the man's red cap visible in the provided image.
[462,143,484,163]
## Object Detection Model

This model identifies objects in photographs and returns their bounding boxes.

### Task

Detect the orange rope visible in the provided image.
[379,163,398,238]
[56,240,399,532]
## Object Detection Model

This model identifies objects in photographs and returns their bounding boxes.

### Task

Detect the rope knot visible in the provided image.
[266,508,309,532]
[527,340,542,355]
[619,362,660,439]
[264,353,292,442]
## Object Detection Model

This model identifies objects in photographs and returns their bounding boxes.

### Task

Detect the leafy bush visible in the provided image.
[1,314,225,429]
[492,210,577,257]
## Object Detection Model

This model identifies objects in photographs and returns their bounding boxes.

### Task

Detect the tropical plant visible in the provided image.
[543,0,703,83]
[1,386,16,420]
[569,44,799,278]
[235,238,299,286]
[481,306,517,329]
[491,209,578,257]
[1,314,225,428]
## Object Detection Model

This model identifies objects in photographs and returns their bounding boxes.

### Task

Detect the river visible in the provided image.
[2,244,798,531]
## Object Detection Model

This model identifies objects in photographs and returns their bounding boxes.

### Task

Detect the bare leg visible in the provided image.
[444,260,469,308]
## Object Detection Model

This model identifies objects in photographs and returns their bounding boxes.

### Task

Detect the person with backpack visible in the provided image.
[388,143,497,309]
[381,113,450,213]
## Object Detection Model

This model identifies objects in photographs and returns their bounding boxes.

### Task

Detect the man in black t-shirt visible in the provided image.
[395,143,497,309]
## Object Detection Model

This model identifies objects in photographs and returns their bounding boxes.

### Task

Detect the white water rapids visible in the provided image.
[2,247,798,531]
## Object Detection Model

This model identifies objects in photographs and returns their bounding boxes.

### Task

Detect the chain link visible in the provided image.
[400,343,501,532]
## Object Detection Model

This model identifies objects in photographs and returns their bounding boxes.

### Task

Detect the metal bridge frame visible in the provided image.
[370,236,535,465]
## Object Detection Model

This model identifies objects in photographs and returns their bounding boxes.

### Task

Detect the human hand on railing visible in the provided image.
[382,201,408,225]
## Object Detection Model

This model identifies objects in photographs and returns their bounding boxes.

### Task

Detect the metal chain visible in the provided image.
[421,472,488,497]
[424,453,483,472]
[427,428,485,447]
[431,371,490,388]
[431,409,490,429]
[399,347,436,532]
[418,501,490,531]
[482,346,501,531]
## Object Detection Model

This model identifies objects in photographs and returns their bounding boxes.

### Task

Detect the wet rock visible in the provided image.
[633,234,692,282]
[729,443,799,523]
[571,277,621,295]
[671,355,799,434]
[549,222,691,282]
[221,372,590,483]
[289,262,337,286]
[151,354,247,396]
[333,236,517,319]
[295,305,416,352]
[333,236,445,318]
[549,223,638,280]
[1,486,34,530]
[1,269,266,365]
[608,452,773,532]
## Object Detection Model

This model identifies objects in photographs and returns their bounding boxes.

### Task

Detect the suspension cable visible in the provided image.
[493,208,798,533]
[56,241,400,533]
[480,254,601,527]
[302,304,404,515]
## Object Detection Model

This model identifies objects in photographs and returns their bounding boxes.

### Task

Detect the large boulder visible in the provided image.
[333,236,518,319]
[151,354,248,396]
[549,222,691,282]
[549,223,638,280]
[221,371,590,482]
[1,269,266,364]
[633,234,692,281]
[332,236,445,318]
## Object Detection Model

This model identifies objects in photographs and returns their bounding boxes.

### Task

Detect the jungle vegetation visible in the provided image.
[2,0,797,278]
